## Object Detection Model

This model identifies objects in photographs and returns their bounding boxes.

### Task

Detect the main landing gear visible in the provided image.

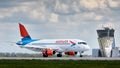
[43,54,48,57]
[57,53,62,57]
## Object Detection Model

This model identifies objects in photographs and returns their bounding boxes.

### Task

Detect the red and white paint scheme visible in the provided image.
[16,23,90,57]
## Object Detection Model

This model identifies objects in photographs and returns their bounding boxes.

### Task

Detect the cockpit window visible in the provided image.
[78,42,87,45]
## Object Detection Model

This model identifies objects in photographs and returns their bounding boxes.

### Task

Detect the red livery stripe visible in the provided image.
[19,23,29,37]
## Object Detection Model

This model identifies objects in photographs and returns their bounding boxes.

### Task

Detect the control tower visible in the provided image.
[97,27,115,57]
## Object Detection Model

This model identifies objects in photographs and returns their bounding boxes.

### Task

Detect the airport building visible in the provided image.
[112,47,120,57]
[92,27,117,57]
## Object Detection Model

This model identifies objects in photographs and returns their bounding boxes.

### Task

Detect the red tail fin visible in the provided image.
[19,23,29,38]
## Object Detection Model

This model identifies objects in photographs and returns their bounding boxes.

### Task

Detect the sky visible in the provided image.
[0,0,120,55]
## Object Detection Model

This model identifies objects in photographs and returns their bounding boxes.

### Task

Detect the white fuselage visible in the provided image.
[17,23,90,57]
[21,39,90,53]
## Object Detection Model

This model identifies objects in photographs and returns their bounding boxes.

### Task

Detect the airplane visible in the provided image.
[16,23,90,57]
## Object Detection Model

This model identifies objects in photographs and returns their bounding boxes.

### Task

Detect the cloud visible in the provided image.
[55,1,69,13]
[49,13,58,23]
[29,9,46,20]
[108,0,120,7]
[0,0,119,23]
[79,0,107,9]
[80,0,99,9]
[98,22,115,29]
[83,12,104,21]
[0,8,12,19]
[0,1,34,19]
[79,0,120,9]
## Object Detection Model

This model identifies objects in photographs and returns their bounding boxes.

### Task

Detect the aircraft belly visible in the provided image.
[58,45,68,52]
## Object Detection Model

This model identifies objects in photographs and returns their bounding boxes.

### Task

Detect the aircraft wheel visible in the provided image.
[57,54,62,57]
[80,55,83,57]
[43,54,48,57]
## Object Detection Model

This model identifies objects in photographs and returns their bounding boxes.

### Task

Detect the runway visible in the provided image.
[0,57,120,60]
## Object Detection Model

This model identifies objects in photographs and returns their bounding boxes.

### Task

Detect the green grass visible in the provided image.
[0,60,120,68]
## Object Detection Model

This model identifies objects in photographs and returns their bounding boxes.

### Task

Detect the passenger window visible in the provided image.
[82,42,87,45]
[78,42,81,44]
[78,42,87,45]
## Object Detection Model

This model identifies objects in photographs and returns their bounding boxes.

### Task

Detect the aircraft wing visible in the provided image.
[21,45,60,52]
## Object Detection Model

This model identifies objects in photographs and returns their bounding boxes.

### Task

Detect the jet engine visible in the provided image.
[42,49,56,57]
[65,52,77,56]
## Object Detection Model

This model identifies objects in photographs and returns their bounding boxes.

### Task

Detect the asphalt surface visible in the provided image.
[0,57,120,60]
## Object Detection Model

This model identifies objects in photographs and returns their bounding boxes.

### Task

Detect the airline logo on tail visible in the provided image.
[19,23,31,40]
[17,23,35,45]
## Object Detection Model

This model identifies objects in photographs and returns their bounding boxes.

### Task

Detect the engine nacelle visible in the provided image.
[42,49,56,57]
[65,52,77,56]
